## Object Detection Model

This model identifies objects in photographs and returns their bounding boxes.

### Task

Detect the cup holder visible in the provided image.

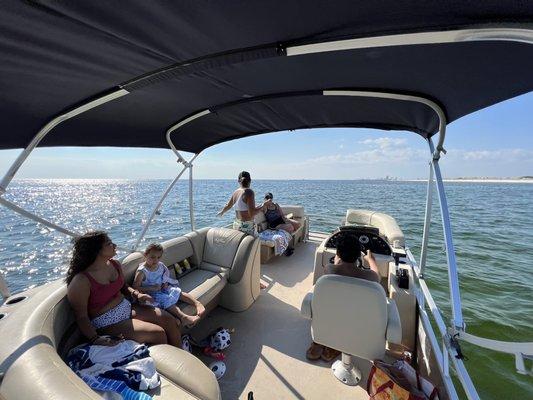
[0,313,6,320]
[5,296,27,305]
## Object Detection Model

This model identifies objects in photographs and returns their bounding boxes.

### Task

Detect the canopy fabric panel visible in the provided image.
[1,1,532,151]
[171,93,439,153]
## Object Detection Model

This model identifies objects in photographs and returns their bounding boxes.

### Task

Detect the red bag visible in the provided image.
[367,359,439,400]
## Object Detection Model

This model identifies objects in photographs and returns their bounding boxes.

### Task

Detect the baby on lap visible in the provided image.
[133,243,205,326]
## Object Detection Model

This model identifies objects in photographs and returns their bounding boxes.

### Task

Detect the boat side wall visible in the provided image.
[0,281,100,399]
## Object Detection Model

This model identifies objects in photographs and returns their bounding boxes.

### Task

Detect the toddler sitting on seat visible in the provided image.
[133,243,205,327]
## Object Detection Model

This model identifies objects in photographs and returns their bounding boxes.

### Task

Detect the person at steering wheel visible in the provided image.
[306,233,380,362]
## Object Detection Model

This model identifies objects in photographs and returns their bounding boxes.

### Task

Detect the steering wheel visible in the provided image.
[324,227,392,256]
[357,234,371,253]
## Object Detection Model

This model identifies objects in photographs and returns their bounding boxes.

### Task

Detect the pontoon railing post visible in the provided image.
[131,153,198,252]
[419,162,434,276]
[428,138,464,330]
[188,162,195,231]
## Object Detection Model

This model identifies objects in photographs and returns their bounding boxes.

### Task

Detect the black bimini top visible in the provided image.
[1,1,532,153]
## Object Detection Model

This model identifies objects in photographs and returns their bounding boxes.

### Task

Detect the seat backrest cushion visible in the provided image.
[161,237,195,267]
[254,211,268,232]
[203,227,245,269]
[185,227,210,266]
[122,252,145,284]
[279,205,305,218]
[370,212,405,247]
[345,209,374,225]
[345,209,404,247]
[312,274,388,360]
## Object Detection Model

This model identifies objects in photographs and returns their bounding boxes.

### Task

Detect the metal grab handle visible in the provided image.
[458,331,533,376]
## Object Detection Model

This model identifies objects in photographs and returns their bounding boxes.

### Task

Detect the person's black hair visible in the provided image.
[336,234,361,263]
[238,171,251,187]
[65,231,108,285]
[264,192,273,200]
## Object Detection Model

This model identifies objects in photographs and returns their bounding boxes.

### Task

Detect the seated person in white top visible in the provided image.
[306,234,380,362]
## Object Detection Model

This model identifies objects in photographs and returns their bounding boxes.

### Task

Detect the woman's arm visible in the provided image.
[277,204,289,222]
[116,262,153,303]
[245,189,266,215]
[217,194,235,216]
[67,275,99,341]
[363,250,381,281]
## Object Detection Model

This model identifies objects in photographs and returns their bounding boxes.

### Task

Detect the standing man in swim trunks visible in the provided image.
[217,171,269,236]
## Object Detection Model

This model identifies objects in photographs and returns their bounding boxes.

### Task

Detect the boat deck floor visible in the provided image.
[191,233,373,400]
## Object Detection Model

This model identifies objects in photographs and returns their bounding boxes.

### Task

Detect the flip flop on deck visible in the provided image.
[320,347,341,362]
[306,342,324,360]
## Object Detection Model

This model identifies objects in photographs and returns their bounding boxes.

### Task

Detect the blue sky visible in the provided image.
[1,93,532,180]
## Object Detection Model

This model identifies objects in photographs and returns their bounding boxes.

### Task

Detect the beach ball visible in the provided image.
[210,328,231,351]
[209,361,226,380]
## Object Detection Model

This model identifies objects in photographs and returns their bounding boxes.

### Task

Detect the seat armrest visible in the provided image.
[300,292,313,319]
[149,344,221,400]
[386,298,402,344]
[228,235,256,284]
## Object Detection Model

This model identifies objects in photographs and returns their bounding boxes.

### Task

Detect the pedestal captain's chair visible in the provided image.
[301,274,402,386]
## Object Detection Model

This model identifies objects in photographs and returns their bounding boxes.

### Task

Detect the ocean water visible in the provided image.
[0,179,531,399]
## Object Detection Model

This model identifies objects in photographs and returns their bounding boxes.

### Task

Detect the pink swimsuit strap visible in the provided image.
[84,260,124,313]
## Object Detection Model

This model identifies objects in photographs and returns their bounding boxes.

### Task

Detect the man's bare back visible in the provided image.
[324,261,380,283]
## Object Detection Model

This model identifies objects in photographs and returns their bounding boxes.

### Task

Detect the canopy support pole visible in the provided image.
[189,163,195,231]
[428,138,464,330]
[166,112,210,232]
[0,89,129,260]
[131,153,198,252]
[0,89,128,195]
[418,161,434,276]
[0,197,79,237]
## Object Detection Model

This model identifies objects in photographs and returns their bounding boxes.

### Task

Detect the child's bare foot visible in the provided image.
[181,314,200,327]
[196,303,206,318]
[260,282,267,289]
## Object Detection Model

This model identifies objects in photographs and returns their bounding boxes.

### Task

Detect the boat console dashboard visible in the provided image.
[324,225,392,256]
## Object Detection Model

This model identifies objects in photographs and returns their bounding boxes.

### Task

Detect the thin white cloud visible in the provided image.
[293,137,533,170]
[359,137,408,148]
[446,148,533,162]
[294,137,425,167]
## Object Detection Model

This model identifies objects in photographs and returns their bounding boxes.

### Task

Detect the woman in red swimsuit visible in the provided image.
[66,231,181,347]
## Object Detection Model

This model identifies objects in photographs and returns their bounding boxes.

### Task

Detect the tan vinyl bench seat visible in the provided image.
[0,280,222,400]
[122,226,261,314]
[7,226,260,400]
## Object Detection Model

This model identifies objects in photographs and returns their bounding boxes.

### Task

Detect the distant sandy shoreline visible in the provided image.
[406,179,533,183]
